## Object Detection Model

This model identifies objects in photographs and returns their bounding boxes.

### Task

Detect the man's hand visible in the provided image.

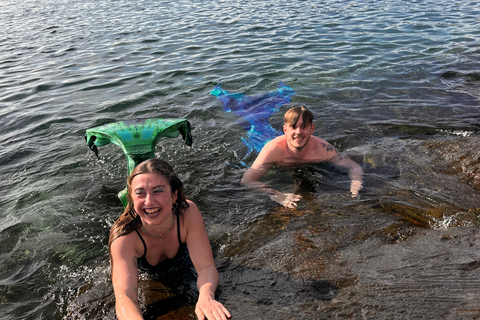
[270,191,302,208]
[350,180,362,198]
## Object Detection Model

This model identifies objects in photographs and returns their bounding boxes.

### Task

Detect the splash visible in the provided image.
[210,83,295,160]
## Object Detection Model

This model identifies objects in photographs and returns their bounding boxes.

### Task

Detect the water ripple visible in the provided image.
[0,0,480,319]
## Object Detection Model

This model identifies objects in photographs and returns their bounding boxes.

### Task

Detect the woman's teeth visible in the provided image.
[145,208,161,215]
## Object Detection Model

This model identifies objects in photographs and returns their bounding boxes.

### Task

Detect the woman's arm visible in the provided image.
[184,202,231,320]
[110,235,144,320]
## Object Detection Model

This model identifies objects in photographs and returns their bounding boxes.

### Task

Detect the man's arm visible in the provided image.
[242,166,302,208]
[241,140,301,208]
[329,153,364,197]
[241,138,276,186]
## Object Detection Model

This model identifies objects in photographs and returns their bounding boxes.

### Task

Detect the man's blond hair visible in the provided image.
[284,106,313,127]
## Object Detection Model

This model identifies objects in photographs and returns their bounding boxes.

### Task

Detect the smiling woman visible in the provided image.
[1,0,480,318]
[131,173,178,233]
[108,159,231,320]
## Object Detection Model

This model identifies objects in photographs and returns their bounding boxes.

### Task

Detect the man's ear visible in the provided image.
[283,124,287,133]
[311,124,315,133]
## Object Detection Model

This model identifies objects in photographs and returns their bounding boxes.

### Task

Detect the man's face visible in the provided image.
[283,116,314,151]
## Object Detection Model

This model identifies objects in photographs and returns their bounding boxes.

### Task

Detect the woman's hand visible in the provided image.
[195,292,231,320]
[183,203,231,319]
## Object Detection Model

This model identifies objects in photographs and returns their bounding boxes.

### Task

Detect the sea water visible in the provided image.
[1,0,480,319]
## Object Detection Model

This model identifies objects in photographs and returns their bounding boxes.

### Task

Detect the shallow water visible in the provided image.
[1,0,480,319]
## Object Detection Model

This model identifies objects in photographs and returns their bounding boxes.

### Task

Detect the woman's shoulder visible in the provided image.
[185,199,198,210]
[182,200,202,219]
[181,200,205,233]
[110,229,142,257]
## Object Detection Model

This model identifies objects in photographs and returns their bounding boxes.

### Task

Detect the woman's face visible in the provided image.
[131,172,177,226]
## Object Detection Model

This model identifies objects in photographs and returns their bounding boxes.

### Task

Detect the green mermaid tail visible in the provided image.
[85,118,193,207]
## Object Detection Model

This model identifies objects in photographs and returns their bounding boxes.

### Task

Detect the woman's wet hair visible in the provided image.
[108,158,189,250]
[284,106,313,127]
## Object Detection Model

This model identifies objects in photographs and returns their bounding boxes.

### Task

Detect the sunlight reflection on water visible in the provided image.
[0,0,479,319]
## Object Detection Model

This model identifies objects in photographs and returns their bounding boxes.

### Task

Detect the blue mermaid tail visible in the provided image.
[210,83,295,159]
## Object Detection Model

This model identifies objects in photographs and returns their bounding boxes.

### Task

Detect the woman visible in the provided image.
[109,159,231,320]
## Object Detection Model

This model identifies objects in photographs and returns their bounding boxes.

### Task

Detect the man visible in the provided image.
[241,106,363,208]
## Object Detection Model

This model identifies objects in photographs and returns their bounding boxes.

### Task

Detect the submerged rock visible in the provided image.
[427,136,480,190]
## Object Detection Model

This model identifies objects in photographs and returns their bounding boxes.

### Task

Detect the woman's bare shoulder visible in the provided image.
[110,230,142,258]
[183,200,203,221]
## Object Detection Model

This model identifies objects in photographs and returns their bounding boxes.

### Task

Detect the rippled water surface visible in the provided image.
[1,0,480,319]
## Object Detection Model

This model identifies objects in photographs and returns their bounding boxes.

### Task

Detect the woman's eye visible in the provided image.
[154,188,164,193]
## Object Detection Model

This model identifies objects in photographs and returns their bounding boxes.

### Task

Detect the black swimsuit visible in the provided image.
[135,214,199,318]
[135,214,190,276]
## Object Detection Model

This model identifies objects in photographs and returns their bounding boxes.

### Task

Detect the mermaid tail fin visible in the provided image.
[211,83,295,158]
[85,118,192,206]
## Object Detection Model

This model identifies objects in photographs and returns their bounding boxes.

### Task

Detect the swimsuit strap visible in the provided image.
[135,229,147,258]
[135,214,182,258]
[176,213,182,245]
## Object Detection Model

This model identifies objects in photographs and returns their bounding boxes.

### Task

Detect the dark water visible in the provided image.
[1,0,480,319]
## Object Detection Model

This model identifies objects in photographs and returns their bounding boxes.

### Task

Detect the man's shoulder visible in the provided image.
[310,135,329,144]
[263,135,287,152]
[267,135,287,144]
[262,135,286,152]
[309,136,337,158]
[311,136,334,148]
[252,136,286,166]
